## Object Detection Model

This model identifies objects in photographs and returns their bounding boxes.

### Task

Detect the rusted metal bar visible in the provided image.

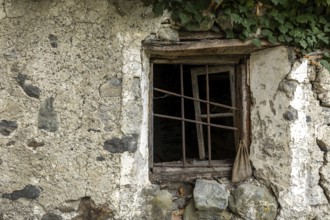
[153,113,238,131]
[206,65,212,167]
[153,87,237,110]
[200,113,233,118]
[180,64,186,167]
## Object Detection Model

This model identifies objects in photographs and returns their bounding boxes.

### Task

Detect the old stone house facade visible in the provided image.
[1,0,330,220]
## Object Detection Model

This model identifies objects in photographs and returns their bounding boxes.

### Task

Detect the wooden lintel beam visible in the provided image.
[143,39,279,56]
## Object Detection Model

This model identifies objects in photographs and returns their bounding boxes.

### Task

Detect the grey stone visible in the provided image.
[157,27,179,41]
[22,84,41,98]
[99,78,122,98]
[173,197,186,210]
[96,156,106,161]
[193,179,229,211]
[38,97,59,132]
[41,213,62,220]
[48,34,58,48]
[27,138,45,149]
[283,106,298,121]
[151,190,173,220]
[2,184,41,200]
[0,120,18,136]
[103,134,138,153]
[317,125,330,152]
[183,200,198,220]
[228,184,278,220]
[143,184,160,196]
[184,200,237,220]
[278,80,298,98]
[15,73,41,98]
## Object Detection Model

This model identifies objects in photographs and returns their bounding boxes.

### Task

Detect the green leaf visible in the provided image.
[299,39,308,48]
[185,2,198,14]
[284,35,293,43]
[153,2,164,15]
[320,60,330,72]
[230,13,243,24]
[279,25,288,34]
[268,35,278,44]
[285,22,294,29]
[317,33,330,44]
[225,29,235,38]
[261,29,273,37]
[252,38,261,48]
[278,35,285,42]
[179,12,191,25]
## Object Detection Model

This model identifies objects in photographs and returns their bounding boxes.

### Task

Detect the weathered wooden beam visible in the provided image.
[143,39,279,56]
[179,31,225,40]
[151,56,240,65]
[150,166,232,183]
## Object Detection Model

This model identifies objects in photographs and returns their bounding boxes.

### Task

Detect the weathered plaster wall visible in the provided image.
[250,46,330,219]
[0,0,164,219]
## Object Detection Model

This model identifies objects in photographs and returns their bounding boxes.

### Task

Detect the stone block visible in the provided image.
[38,97,58,132]
[103,134,138,153]
[151,190,173,220]
[317,125,330,152]
[2,185,41,201]
[0,120,17,136]
[193,179,229,211]
[228,184,278,220]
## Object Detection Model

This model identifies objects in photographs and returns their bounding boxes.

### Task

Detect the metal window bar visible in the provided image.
[153,64,238,168]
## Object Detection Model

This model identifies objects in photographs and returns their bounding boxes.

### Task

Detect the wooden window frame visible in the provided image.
[148,56,250,183]
[142,37,276,183]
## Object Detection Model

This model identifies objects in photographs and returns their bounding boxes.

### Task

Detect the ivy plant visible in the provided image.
[142,0,330,71]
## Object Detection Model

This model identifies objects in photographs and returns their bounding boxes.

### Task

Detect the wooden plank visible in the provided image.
[151,56,240,65]
[154,159,234,167]
[149,63,154,168]
[179,31,225,40]
[150,167,232,183]
[230,68,239,152]
[143,39,279,56]
[191,70,205,160]
[191,65,235,76]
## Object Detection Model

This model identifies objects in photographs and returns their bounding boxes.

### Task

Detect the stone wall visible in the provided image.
[0,0,163,219]
[250,46,330,220]
[1,1,330,220]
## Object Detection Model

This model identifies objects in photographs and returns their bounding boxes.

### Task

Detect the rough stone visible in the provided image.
[2,185,41,201]
[38,97,58,132]
[278,80,298,98]
[15,73,41,98]
[27,138,45,149]
[317,125,330,152]
[41,213,62,220]
[228,184,278,220]
[151,190,173,220]
[99,78,122,98]
[183,200,238,220]
[283,106,298,121]
[103,134,138,153]
[72,197,113,220]
[0,120,18,136]
[193,179,229,211]
[313,67,330,106]
[48,34,58,48]
[157,27,179,41]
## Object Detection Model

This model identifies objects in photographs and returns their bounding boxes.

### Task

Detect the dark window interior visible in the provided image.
[153,64,236,163]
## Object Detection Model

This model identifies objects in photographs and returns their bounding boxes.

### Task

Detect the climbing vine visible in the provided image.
[142,0,330,70]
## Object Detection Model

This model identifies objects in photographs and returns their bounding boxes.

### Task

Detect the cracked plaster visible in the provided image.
[250,46,330,219]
